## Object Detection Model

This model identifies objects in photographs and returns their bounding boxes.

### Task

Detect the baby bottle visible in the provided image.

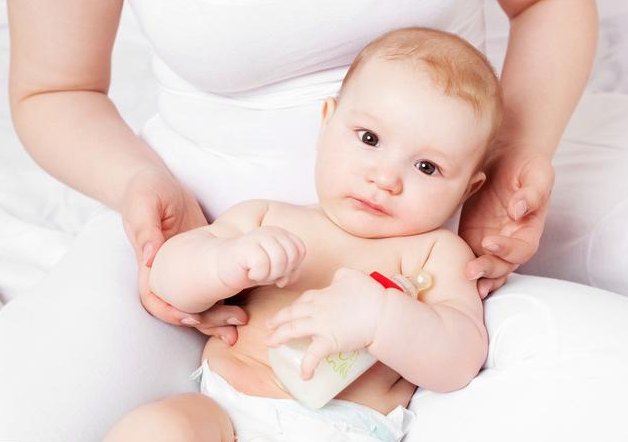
[268,268,432,409]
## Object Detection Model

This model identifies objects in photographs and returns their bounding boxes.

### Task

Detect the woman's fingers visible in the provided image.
[509,156,554,221]
[139,288,202,327]
[477,275,508,299]
[480,234,538,265]
[196,325,239,345]
[197,303,248,328]
[122,195,165,267]
[465,253,516,281]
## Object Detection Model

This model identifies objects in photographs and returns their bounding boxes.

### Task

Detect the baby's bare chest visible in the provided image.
[261,205,433,292]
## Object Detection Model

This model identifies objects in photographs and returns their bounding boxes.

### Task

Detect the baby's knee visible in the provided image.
[104,393,234,442]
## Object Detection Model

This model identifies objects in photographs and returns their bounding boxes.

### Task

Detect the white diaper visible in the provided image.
[191,360,415,442]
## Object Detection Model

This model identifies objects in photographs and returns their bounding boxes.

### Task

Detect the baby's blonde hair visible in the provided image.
[339,27,503,168]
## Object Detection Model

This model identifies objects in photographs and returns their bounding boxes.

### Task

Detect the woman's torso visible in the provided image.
[201,203,437,414]
[127,0,486,219]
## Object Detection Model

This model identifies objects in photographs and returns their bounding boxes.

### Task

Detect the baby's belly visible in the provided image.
[202,288,416,415]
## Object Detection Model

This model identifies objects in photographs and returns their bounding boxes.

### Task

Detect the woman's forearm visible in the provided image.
[10,90,167,212]
[496,0,598,155]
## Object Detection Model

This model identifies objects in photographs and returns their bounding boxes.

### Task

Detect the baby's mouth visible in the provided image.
[350,197,389,216]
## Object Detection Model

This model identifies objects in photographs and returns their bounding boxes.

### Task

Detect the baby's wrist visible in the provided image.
[215,238,255,292]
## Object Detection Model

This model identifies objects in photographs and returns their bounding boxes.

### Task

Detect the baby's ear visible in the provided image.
[321,97,337,124]
[463,171,486,201]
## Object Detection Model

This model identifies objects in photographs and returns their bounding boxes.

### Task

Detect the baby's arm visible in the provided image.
[149,200,305,313]
[367,230,488,393]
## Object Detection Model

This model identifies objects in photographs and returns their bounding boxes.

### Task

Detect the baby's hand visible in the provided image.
[265,267,387,380]
[218,226,306,290]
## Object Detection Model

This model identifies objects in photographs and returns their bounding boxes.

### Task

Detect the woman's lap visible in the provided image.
[0,209,206,441]
[1,212,628,441]
[405,274,628,441]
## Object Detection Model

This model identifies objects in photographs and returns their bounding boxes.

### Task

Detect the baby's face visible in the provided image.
[315,59,491,238]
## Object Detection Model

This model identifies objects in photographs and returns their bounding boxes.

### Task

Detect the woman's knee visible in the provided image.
[104,393,234,442]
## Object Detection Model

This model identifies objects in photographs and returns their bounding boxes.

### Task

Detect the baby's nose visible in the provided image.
[368,165,402,194]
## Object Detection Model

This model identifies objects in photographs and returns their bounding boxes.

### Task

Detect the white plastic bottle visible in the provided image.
[268,338,378,409]
[268,269,432,409]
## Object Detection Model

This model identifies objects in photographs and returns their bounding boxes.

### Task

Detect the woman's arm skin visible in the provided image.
[460,0,598,295]
[7,0,248,336]
[8,0,165,211]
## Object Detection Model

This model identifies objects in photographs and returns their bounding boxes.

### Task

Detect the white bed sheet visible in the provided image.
[0,1,627,305]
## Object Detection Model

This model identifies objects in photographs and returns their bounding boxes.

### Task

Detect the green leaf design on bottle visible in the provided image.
[324,350,359,379]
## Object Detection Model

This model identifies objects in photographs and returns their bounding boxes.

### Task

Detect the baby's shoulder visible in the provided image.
[397,228,472,275]
[263,201,323,223]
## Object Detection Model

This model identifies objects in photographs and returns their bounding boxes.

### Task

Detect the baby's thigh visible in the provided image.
[104,393,234,442]
[0,209,206,441]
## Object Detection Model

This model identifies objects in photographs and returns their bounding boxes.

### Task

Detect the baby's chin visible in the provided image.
[324,208,424,239]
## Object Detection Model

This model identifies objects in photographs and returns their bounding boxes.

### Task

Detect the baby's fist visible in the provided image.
[219,226,306,289]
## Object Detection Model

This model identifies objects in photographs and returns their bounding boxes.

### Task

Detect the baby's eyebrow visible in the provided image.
[349,109,381,125]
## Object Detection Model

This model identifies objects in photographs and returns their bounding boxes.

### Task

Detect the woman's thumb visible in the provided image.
[139,230,165,268]
[509,157,554,221]
[128,207,165,267]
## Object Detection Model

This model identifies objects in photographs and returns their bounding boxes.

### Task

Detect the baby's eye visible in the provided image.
[356,130,380,147]
[414,160,440,176]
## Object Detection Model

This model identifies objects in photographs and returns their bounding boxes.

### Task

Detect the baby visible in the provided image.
[105,27,502,442]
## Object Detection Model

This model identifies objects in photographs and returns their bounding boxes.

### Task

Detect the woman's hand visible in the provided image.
[459,151,554,298]
[121,168,248,344]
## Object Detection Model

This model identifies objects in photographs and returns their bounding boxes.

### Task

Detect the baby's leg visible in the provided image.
[104,393,234,442]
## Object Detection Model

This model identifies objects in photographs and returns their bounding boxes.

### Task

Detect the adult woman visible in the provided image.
[0,0,611,440]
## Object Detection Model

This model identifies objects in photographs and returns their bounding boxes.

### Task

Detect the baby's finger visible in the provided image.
[300,338,332,380]
[332,267,356,282]
[275,275,290,288]
[273,232,304,272]
[481,234,538,265]
[266,303,312,329]
[245,246,273,282]
[465,254,516,281]
[294,289,317,304]
[258,237,289,281]
[265,317,316,347]
[286,232,307,265]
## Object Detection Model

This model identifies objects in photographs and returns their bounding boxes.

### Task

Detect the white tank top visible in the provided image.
[127,0,486,218]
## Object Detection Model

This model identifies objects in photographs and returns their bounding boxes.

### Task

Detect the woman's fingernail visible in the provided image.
[227,317,245,326]
[471,271,485,280]
[181,317,200,326]
[479,287,489,298]
[220,336,229,344]
[142,243,153,266]
[515,200,528,220]
[484,243,500,253]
